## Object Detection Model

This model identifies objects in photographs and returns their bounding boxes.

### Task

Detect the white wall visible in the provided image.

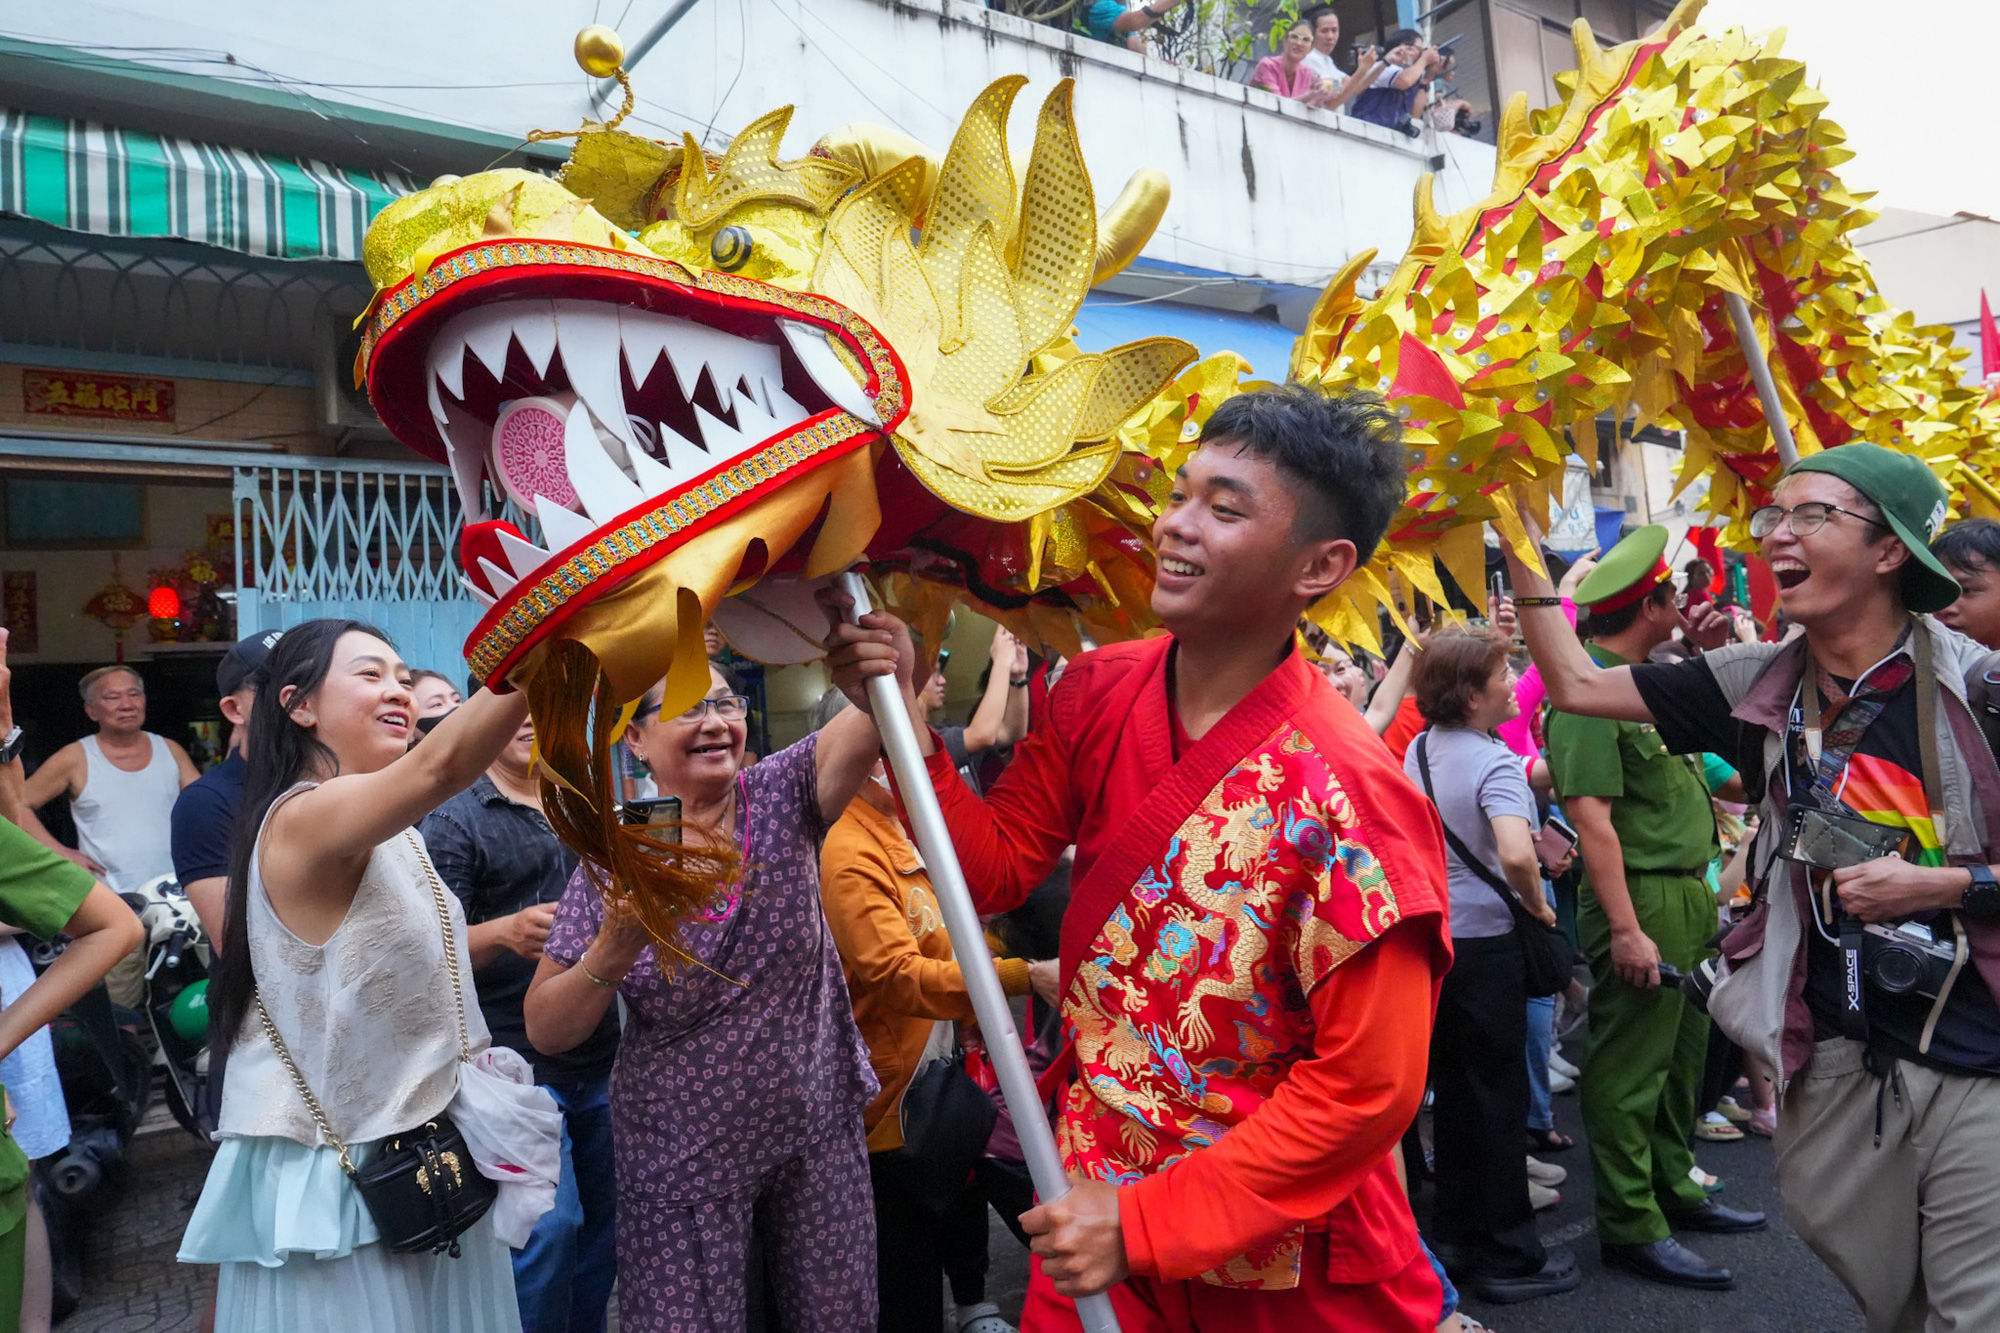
[12,0,1495,290]
[1853,208,2000,351]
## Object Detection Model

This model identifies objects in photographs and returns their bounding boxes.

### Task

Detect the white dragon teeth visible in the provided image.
[563,402,645,524]
[778,320,881,426]
[534,494,597,551]
[496,529,553,581]
[431,299,878,591]
[431,393,491,522]
[625,443,676,497]
[513,299,559,377]
[692,405,748,459]
[475,557,519,597]
[553,300,636,461]
[458,575,497,607]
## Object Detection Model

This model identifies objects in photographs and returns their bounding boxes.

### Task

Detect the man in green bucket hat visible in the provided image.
[1508,442,2000,1331]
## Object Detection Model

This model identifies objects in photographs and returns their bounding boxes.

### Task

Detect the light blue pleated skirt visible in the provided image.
[180,1135,521,1333]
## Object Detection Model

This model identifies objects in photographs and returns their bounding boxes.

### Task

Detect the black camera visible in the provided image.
[1656,956,1722,1012]
[1859,921,1957,998]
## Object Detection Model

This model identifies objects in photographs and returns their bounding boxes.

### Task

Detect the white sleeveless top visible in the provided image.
[217,784,490,1148]
[73,733,180,892]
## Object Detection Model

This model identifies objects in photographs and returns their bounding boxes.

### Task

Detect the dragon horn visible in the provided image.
[1093,168,1171,285]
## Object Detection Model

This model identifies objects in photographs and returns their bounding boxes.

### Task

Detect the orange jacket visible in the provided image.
[818,791,1030,1151]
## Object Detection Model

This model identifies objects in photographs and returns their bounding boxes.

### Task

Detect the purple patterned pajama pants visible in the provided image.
[615,1128,878,1333]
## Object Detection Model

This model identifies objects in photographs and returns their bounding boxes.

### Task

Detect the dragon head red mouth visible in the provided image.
[361,238,909,687]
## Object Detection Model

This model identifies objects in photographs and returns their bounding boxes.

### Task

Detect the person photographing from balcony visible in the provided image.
[1082,0,1190,53]
[1506,444,2000,1331]
[1250,19,1320,101]
[1347,30,1443,135]
[825,384,1453,1332]
[1299,6,1380,114]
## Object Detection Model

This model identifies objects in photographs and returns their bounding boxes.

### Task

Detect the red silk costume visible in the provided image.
[916,636,1452,1329]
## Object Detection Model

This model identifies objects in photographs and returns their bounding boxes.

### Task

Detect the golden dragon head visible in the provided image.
[356,38,1189,937]
[358,46,1190,706]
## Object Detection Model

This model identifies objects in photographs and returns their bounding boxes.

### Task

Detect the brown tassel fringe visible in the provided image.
[529,639,741,967]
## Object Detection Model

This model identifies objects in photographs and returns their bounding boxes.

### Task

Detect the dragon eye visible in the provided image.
[710,226,754,272]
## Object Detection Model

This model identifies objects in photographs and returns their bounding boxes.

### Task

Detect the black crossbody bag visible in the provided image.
[1417,732,1580,997]
[254,832,496,1257]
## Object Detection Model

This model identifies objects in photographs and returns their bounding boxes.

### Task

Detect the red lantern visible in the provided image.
[148,586,180,620]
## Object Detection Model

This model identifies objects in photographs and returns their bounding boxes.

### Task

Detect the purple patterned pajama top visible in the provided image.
[546,733,877,1204]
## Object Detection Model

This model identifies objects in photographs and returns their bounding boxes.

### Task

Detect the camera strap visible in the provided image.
[1802,624,1966,1054]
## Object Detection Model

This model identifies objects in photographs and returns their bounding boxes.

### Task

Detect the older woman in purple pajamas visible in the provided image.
[526,662,885,1332]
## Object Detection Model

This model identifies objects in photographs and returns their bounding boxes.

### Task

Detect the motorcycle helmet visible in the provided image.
[168,979,209,1042]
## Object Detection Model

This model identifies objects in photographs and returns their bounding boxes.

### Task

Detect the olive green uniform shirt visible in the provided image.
[1545,644,1718,872]
[0,820,94,1235]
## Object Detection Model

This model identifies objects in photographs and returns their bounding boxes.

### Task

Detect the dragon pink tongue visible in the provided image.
[491,397,578,511]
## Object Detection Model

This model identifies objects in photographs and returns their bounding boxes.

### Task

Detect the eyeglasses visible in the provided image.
[650,694,751,724]
[1748,502,1891,541]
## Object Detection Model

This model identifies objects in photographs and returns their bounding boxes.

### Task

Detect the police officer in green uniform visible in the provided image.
[1544,526,1766,1290]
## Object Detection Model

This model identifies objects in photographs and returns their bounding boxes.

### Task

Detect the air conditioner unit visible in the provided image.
[314,313,395,438]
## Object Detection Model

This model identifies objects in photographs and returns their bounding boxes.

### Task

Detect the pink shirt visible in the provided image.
[1251,55,1319,100]
[1496,597,1579,759]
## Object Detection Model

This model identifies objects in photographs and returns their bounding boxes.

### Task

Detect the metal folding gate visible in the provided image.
[232,457,487,684]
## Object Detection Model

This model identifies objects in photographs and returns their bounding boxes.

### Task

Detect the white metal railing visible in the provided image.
[233,459,469,605]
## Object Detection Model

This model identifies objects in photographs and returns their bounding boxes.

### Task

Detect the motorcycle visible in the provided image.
[122,874,212,1138]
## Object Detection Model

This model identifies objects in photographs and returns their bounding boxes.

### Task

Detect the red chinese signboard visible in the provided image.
[22,370,175,422]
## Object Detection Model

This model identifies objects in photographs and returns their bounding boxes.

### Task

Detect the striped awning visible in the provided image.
[0,109,415,263]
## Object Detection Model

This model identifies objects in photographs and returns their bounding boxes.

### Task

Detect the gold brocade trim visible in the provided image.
[465,411,874,683]
[359,240,906,425]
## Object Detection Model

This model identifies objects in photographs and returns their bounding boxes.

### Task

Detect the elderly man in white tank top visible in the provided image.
[20,666,197,892]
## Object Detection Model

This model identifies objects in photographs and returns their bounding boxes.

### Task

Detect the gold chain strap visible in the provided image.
[251,829,475,1175]
[404,830,476,1065]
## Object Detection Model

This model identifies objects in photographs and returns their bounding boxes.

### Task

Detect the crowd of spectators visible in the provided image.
[1061,1,1483,138]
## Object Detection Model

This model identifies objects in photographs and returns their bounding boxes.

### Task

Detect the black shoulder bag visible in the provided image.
[1417,732,1580,997]
[254,831,496,1257]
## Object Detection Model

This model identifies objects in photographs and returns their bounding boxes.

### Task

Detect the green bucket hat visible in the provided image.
[1785,445,1960,614]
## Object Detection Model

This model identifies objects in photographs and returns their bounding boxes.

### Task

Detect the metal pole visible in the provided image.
[1725,291,1800,468]
[594,0,707,105]
[837,572,1122,1333]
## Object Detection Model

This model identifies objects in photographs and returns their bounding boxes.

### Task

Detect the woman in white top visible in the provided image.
[179,618,536,1333]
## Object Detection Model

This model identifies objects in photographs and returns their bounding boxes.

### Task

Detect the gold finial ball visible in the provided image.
[574,26,626,78]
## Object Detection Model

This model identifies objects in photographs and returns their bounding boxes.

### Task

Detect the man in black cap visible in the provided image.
[1508,444,2000,1330]
[169,629,282,942]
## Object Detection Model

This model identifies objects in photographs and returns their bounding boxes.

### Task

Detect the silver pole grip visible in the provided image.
[1725,291,1800,468]
[836,571,1121,1333]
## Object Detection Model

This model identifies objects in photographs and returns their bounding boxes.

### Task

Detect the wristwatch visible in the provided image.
[0,726,22,766]
[1963,864,2000,921]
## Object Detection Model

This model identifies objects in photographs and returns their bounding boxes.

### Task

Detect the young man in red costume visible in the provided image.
[826,385,1458,1331]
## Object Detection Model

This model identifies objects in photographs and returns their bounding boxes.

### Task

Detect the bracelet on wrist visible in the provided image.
[1514,596,1565,608]
[579,956,621,989]
[1009,677,1029,688]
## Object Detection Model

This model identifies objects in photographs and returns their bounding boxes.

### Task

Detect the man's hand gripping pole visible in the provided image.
[836,572,1122,1333]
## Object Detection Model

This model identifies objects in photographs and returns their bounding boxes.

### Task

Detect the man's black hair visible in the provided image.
[1933,517,2000,574]
[1301,3,1338,27]
[1196,383,1407,564]
[1385,27,1422,49]
[1579,580,1674,640]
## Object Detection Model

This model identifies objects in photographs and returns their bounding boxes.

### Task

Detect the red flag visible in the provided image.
[1982,289,2000,380]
